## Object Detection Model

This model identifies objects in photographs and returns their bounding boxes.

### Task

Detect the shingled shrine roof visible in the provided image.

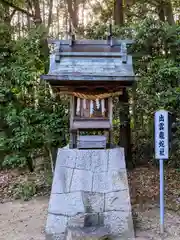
[41,39,135,91]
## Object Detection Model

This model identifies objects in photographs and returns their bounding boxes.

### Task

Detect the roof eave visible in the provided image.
[41,74,135,81]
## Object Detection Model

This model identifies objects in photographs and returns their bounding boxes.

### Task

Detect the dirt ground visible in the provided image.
[1,166,180,239]
[0,197,180,240]
[0,197,48,240]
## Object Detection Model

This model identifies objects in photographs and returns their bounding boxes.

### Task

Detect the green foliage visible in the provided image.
[84,23,134,40]
[0,26,68,170]
[3,155,27,168]
[13,181,37,201]
[131,18,180,166]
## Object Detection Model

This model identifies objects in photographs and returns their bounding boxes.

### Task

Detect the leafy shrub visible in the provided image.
[13,181,37,201]
[2,155,27,169]
[0,28,68,170]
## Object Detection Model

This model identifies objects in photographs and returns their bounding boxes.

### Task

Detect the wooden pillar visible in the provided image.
[108,97,113,148]
[69,96,77,148]
[118,89,132,168]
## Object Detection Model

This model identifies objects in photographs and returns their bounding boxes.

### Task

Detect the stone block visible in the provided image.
[84,213,99,227]
[46,214,67,235]
[57,149,76,168]
[92,172,109,193]
[108,148,126,170]
[104,211,135,237]
[91,150,108,172]
[48,192,85,216]
[82,192,104,213]
[66,226,110,240]
[110,170,128,191]
[93,170,127,193]
[46,233,65,240]
[98,213,104,226]
[75,150,92,170]
[68,213,99,228]
[71,169,93,192]
[105,190,131,212]
[51,167,73,194]
[68,213,85,228]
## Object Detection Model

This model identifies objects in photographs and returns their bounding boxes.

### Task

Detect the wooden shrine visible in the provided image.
[41,36,135,149]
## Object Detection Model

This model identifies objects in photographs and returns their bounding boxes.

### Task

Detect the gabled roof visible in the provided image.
[41,39,135,90]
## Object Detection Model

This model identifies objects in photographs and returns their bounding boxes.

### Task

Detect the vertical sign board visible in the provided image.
[155,110,169,236]
[155,110,169,160]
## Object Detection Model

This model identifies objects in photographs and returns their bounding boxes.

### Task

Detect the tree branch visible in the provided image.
[0,0,35,18]
[10,9,16,19]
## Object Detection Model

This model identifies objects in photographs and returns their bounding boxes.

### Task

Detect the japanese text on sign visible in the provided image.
[155,110,169,159]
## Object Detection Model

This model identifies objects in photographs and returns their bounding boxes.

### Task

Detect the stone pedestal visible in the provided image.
[46,147,135,240]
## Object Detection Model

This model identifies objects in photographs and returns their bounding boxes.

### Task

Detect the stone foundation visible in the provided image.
[46,147,135,240]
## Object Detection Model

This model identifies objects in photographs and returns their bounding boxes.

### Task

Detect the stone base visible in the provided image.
[46,234,64,240]
[46,147,135,240]
[66,226,110,240]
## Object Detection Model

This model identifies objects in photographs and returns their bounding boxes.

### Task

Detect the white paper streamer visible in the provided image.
[90,100,94,116]
[101,99,105,115]
[96,99,100,109]
[83,99,86,109]
[76,98,80,115]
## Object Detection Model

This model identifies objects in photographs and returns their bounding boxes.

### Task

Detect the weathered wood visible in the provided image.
[42,38,135,150]
[41,75,135,82]
[56,52,124,57]
[71,120,111,130]
[70,130,77,149]
[74,117,109,121]
[77,135,107,149]
[53,86,124,92]
[69,132,73,149]
[108,97,113,126]
[69,95,113,148]
[47,84,128,93]
[48,55,133,76]
[48,39,135,45]
[70,96,74,129]
[52,45,130,54]
[108,97,113,147]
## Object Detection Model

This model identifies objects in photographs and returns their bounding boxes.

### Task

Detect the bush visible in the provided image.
[13,181,37,201]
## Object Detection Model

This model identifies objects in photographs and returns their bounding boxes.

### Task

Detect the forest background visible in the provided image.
[0,0,180,202]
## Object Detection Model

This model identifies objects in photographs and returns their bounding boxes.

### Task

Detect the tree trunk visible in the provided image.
[2,5,12,42]
[66,0,79,31]
[47,0,53,29]
[158,6,165,22]
[118,89,133,168]
[32,0,49,73]
[26,155,34,172]
[165,1,175,25]
[114,0,124,26]
[73,0,78,29]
